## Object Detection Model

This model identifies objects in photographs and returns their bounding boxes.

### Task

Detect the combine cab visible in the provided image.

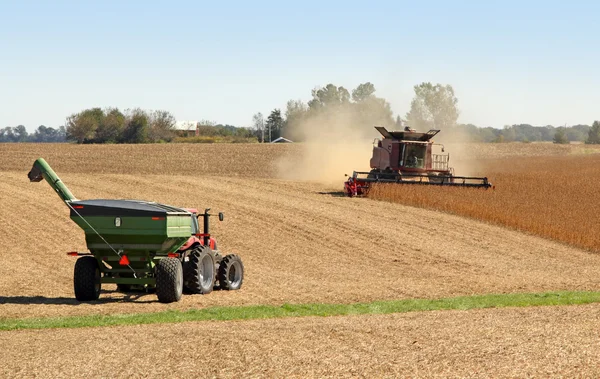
[344,126,492,197]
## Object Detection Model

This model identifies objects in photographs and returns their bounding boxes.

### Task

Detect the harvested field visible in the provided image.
[368,153,600,252]
[2,303,600,377]
[1,142,600,320]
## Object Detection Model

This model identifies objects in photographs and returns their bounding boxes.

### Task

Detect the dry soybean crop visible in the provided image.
[368,153,600,252]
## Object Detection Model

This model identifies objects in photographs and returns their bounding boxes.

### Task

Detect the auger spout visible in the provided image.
[28,158,77,203]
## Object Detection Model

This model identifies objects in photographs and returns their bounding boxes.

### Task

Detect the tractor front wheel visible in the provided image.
[218,254,244,290]
[74,256,101,301]
[183,246,215,294]
[156,257,183,303]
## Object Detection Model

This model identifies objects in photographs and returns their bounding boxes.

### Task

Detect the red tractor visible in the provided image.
[344,126,492,197]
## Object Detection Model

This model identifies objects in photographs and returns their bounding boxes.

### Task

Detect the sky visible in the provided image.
[1,0,599,131]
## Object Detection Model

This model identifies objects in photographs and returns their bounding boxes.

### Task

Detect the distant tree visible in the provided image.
[66,109,103,143]
[502,125,517,142]
[252,112,265,142]
[96,108,125,143]
[553,127,569,144]
[351,82,376,102]
[586,121,600,144]
[31,125,65,142]
[405,82,459,130]
[122,109,149,143]
[0,126,16,142]
[308,84,350,111]
[395,115,403,128]
[265,109,284,142]
[148,110,176,142]
[13,125,28,142]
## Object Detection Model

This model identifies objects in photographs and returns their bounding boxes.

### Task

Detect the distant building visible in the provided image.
[174,121,199,137]
[270,137,293,143]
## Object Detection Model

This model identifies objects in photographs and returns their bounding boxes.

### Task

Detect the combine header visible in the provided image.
[344,126,492,197]
[28,158,244,303]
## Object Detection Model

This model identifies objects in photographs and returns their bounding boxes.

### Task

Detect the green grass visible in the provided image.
[2,291,600,331]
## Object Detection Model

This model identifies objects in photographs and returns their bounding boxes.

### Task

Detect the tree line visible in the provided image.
[253,82,600,145]
[64,108,178,144]
[0,125,66,142]
[3,82,599,144]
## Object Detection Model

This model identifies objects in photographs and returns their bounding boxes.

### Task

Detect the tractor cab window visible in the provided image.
[191,214,199,234]
[404,145,426,168]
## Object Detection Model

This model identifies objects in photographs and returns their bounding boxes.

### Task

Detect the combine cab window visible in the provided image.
[403,145,426,168]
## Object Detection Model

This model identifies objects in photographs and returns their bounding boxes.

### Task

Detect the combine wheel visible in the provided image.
[74,256,101,301]
[183,246,215,294]
[156,257,183,303]
[218,254,244,290]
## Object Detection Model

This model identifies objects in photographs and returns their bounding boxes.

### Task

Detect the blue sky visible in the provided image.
[1,0,599,131]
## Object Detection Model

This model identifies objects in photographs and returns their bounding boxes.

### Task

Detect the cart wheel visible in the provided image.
[156,257,183,303]
[74,256,101,301]
[218,254,244,290]
[184,246,215,294]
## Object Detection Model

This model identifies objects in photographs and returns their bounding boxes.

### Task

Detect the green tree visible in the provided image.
[66,109,103,143]
[553,127,569,144]
[265,109,284,141]
[586,121,600,144]
[405,82,459,130]
[351,82,376,102]
[308,84,350,110]
[96,108,125,143]
[122,109,149,143]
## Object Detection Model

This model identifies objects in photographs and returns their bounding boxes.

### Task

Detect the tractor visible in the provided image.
[27,158,243,303]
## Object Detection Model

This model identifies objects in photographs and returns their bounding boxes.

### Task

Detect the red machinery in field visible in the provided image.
[344,126,492,197]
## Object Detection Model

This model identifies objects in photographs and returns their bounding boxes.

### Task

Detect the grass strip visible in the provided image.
[2,291,600,331]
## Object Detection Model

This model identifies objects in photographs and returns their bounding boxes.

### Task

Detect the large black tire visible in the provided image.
[218,254,244,291]
[183,246,215,294]
[156,257,183,303]
[74,256,101,301]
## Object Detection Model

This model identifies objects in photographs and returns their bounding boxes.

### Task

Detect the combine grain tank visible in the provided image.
[344,126,492,196]
[27,158,244,303]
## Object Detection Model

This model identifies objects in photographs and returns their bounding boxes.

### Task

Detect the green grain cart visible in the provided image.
[28,158,244,303]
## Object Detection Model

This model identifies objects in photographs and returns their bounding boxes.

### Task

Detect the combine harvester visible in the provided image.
[27,158,243,303]
[344,126,492,197]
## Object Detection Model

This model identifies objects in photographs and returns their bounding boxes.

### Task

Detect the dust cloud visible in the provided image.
[277,109,380,186]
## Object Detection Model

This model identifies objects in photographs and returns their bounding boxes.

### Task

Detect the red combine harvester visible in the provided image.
[344,126,492,197]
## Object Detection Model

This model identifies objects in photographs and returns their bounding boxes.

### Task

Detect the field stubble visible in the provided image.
[1,142,600,320]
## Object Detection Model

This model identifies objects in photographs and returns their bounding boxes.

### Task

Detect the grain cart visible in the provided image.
[27,158,244,303]
[344,126,492,196]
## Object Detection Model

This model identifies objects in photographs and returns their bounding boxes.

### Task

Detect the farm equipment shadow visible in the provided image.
[317,191,347,197]
[0,291,156,305]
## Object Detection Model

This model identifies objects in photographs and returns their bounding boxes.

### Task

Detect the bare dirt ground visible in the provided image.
[2,303,599,378]
[2,142,600,377]
[1,143,600,319]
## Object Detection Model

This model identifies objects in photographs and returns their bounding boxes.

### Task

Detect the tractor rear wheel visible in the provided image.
[156,257,183,303]
[218,254,244,290]
[74,256,101,301]
[183,246,215,294]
